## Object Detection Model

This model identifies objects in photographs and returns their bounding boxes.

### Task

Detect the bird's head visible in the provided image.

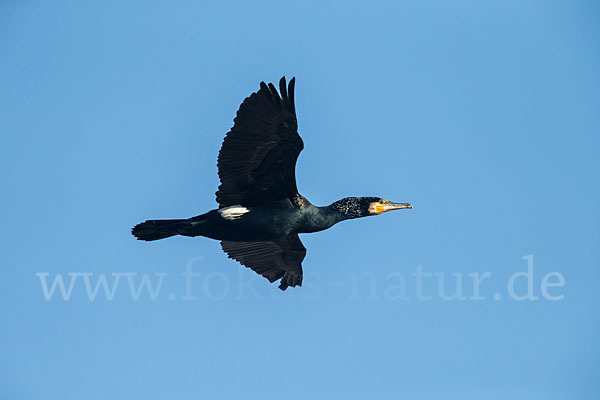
[329,197,412,219]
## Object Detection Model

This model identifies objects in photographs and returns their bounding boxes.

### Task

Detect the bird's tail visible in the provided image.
[131,219,186,241]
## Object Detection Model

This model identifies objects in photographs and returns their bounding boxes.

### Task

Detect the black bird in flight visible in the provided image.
[132,77,412,290]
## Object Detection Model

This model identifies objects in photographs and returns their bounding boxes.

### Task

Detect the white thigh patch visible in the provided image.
[218,205,250,220]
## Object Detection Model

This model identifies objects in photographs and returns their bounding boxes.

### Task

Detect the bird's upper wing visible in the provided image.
[215,77,304,207]
[220,234,306,290]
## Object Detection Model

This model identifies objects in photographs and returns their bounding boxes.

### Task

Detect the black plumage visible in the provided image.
[132,77,412,290]
[216,78,302,207]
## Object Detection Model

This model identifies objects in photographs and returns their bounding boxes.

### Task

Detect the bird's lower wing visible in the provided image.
[220,235,306,290]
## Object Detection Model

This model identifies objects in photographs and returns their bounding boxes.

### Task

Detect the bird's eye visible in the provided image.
[379,199,386,204]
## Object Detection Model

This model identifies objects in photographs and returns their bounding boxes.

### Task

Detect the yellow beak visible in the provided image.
[375,202,413,214]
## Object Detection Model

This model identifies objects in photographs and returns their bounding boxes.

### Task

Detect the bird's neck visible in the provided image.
[320,205,353,223]
[295,204,348,234]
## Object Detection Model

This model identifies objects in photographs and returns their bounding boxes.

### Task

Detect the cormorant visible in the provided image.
[132,77,412,290]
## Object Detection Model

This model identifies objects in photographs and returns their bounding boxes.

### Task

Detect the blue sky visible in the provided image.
[1,1,599,399]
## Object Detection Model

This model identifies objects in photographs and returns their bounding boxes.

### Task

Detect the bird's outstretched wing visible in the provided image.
[216,77,303,207]
[220,234,306,290]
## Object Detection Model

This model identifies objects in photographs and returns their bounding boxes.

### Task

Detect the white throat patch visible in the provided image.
[218,205,250,220]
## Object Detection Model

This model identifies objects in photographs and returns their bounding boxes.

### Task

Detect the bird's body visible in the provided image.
[138,198,344,242]
[132,77,412,290]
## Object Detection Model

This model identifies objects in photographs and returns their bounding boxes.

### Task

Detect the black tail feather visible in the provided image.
[131,219,185,241]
